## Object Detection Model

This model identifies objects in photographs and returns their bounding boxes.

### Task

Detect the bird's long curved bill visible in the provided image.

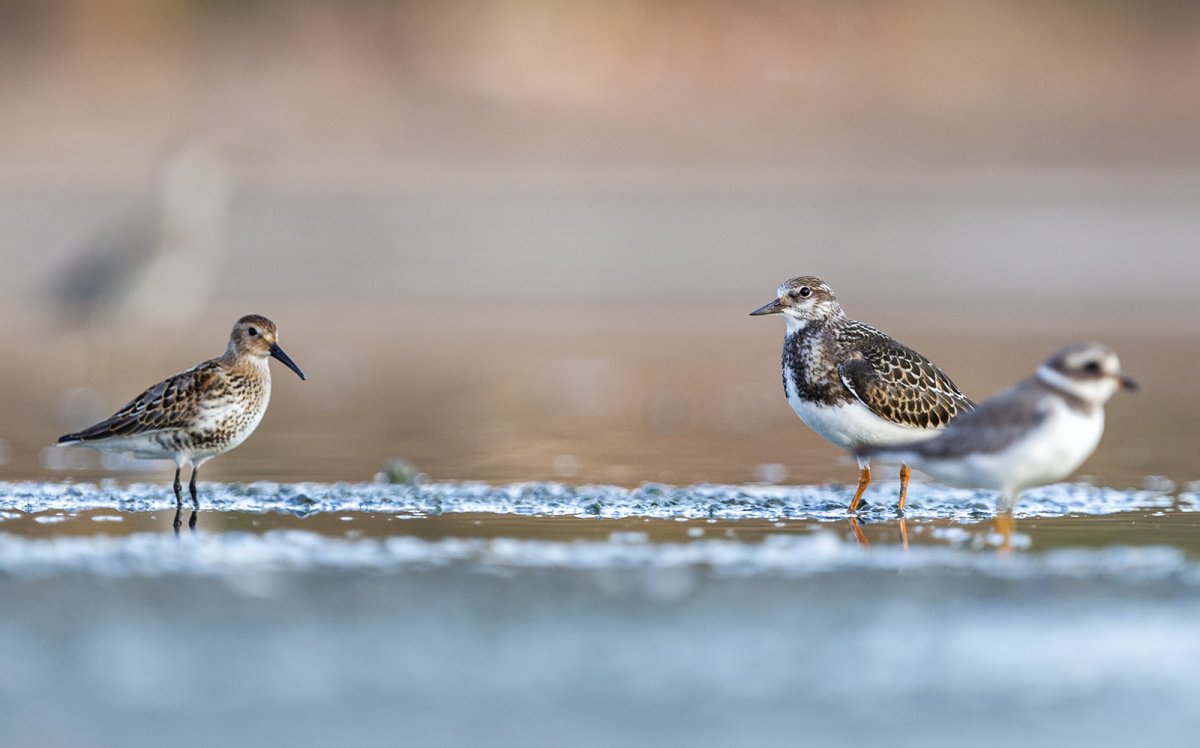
[270,343,306,380]
[749,298,784,316]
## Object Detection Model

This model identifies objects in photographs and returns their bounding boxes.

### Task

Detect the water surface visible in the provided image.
[2,479,1199,747]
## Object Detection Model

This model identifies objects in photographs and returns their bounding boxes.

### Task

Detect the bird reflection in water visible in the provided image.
[173,506,198,535]
[847,515,909,551]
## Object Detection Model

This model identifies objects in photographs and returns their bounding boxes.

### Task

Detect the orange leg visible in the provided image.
[849,516,870,549]
[897,464,912,514]
[897,516,909,551]
[848,464,871,513]
[994,513,1015,554]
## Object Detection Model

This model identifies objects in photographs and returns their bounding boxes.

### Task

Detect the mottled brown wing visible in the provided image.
[65,362,222,440]
[838,342,974,430]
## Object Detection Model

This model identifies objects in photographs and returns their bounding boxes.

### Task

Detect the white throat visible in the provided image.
[783,314,809,335]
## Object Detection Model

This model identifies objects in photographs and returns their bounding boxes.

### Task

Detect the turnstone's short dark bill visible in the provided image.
[751,276,973,513]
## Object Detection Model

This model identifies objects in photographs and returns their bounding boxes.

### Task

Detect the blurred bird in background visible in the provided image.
[51,141,234,339]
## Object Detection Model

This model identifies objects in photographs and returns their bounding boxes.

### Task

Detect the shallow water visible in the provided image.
[3,480,1200,747]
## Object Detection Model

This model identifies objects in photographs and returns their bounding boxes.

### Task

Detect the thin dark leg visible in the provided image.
[189,467,200,510]
[188,509,198,532]
[173,466,184,507]
[172,505,183,535]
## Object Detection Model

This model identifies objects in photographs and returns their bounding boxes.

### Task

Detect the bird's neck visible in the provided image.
[783,313,836,350]
[783,315,809,336]
[781,316,843,398]
[220,349,271,380]
[1034,366,1105,414]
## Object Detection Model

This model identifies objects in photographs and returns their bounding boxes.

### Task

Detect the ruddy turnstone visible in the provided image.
[859,342,1137,547]
[751,276,973,512]
[57,315,305,529]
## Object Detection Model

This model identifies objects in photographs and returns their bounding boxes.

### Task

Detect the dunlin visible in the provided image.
[751,276,973,512]
[57,315,305,527]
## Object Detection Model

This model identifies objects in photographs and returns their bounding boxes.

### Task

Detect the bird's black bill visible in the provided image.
[1120,375,1139,391]
[749,298,784,316]
[270,343,306,380]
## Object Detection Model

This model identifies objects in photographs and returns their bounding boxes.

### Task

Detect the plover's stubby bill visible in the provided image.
[751,276,974,512]
[858,342,1137,544]
[57,315,305,513]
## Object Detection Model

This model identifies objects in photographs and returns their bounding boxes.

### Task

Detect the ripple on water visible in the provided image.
[0,526,1196,584]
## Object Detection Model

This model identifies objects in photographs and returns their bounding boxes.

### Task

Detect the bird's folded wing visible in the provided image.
[70,363,221,439]
[839,346,974,429]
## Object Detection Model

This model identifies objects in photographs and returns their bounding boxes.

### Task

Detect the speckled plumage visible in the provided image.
[752,276,973,512]
[58,315,305,521]
[783,316,973,431]
[63,359,266,454]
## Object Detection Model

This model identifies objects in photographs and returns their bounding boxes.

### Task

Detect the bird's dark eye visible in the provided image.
[248,327,259,337]
[1083,360,1101,374]
[798,287,812,298]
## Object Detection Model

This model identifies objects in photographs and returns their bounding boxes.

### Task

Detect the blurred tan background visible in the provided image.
[0,0,1196,487]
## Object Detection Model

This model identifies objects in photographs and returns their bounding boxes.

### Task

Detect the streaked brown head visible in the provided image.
[749,276,844,327]
[228,315,305,380]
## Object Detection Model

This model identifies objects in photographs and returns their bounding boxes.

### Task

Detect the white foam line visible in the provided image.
[0,480,1176,521]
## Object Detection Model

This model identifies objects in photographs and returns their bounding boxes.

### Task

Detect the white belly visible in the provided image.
[81,433,178,461]
[77,388,269,467]
[784,367,939,451]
